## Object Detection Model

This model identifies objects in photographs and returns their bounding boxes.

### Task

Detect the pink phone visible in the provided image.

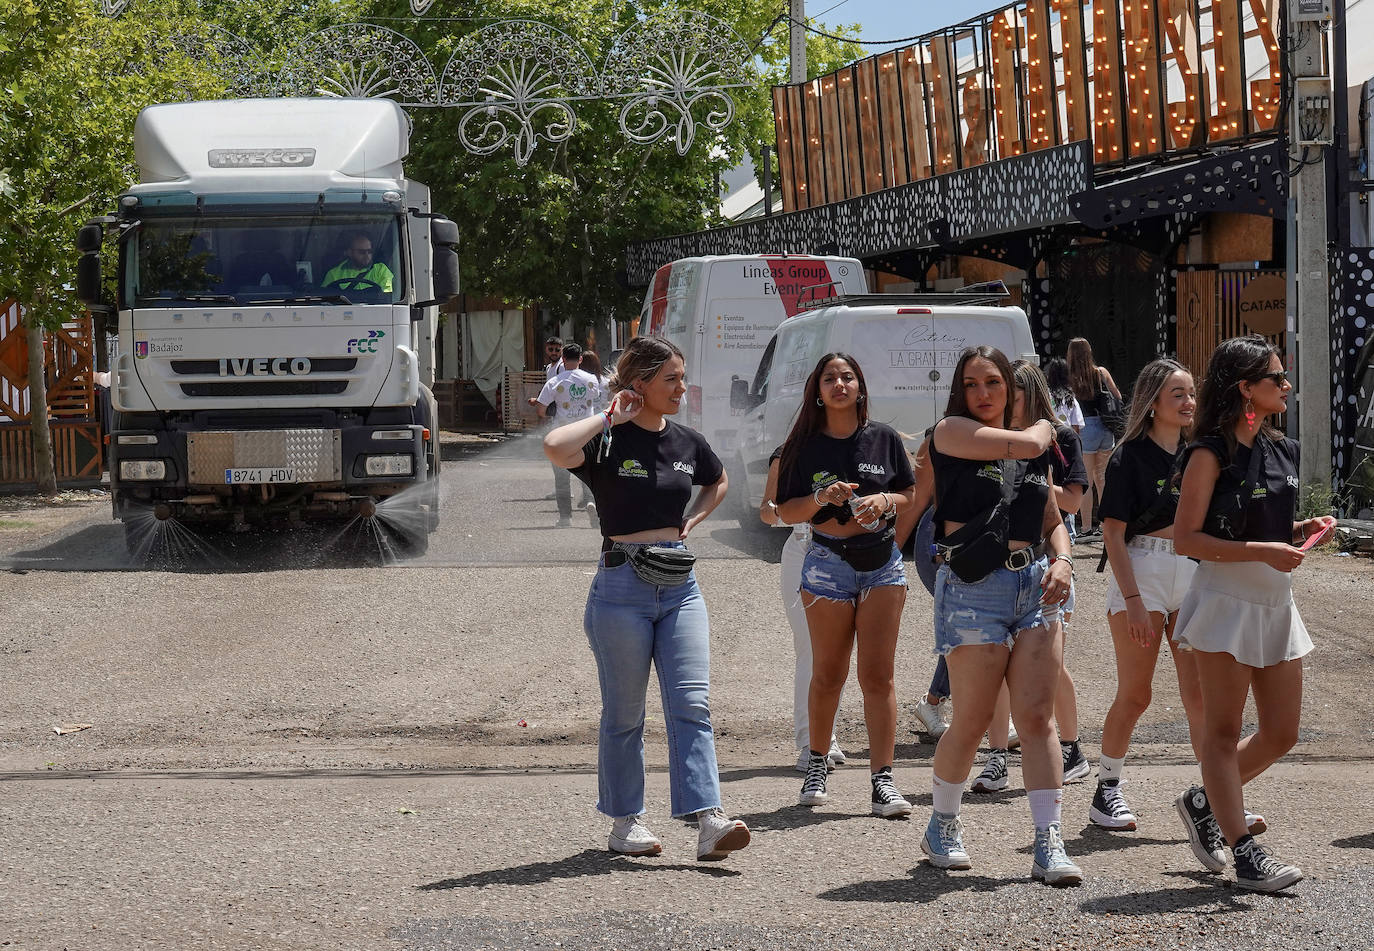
[1299,520,1334,551]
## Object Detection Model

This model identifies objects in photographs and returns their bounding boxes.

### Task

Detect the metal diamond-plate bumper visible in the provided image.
[187,430,342,485]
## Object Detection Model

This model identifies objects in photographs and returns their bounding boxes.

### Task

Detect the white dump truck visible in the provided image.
[76,98,460,553]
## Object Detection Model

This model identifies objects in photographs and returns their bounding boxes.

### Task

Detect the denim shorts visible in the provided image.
[933,556,1054,655]
[1080,415,1116,453]
[800,537,906,602]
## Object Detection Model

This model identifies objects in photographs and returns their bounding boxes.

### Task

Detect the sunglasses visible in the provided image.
[1256,370,1289,386]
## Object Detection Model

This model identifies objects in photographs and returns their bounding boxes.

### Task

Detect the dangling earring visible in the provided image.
[857,394,865,403]
[1244,398,1256,426]
[816,397,824,406]
[1148,407,1155,418]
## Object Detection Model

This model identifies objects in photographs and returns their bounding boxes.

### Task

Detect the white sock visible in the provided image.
[1028,788,1063,830]
[1098,753,1126,783]
[932,774,964,816]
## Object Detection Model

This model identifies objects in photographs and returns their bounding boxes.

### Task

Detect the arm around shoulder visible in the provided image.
[934,416,1054,461]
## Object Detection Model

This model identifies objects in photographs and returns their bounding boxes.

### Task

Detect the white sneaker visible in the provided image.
[914,698,949,738]
[608,815,661,856]
[585,501,599,530]
[696,808,750,860]
[1006,719,1020,750]
[826,735,846,766]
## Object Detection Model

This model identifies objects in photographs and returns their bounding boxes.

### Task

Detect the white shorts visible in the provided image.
[1105,540,1197,617]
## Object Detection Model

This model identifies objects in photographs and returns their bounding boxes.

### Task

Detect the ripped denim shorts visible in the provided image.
[800,537,906,603]
[932,556,1054,655]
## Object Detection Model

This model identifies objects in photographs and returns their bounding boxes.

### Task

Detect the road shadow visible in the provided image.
[417,847,740,890]
[819,866,1013,903]
[732,803,904,833]
[1332,832,1374,850]
[1060,826,1182,856]
[1079,871,1282,915]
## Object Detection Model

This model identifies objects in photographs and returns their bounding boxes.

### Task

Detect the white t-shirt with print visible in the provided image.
[1053,394,1084,428]
[537,367,602,421]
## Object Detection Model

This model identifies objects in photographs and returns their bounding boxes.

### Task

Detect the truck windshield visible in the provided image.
[126,215,404,307]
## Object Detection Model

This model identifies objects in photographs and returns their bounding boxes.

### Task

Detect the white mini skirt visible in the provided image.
[1174,561,1313,668]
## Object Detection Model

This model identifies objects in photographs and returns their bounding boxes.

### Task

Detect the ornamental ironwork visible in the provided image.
[98,3,758,167]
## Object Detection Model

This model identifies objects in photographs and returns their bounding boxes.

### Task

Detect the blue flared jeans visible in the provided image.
[583,545,722,819]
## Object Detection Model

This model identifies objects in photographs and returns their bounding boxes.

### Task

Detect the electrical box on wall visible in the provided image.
[1290,0,1333,22]
[1293,76,1334,145]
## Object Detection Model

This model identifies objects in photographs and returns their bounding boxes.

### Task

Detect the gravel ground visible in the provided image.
[1,432,1372,950]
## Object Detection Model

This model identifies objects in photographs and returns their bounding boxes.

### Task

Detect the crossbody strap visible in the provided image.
[1096,447,1184,573]
[940,458,1019,553]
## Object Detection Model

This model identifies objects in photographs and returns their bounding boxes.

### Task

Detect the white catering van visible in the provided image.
[728,287,1038,523]
[640,254,866,453]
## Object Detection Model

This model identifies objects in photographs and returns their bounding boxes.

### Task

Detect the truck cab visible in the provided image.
[77,99,460,553]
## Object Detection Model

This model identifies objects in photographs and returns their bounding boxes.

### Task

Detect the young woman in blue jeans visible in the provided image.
[543,336,750,862]
[1067,337,1122,536]
[920,346,1079,885]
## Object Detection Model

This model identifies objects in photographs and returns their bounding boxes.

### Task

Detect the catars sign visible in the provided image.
[1237,274,1287,336]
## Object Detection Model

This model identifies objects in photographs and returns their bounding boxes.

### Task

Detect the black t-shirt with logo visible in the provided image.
[572,418,724,537]
[1183,432,1300,543]
[1051,423,1088,512]
[775,422,915,526]
[929,427,1053,544]
[1098,435,1183,535]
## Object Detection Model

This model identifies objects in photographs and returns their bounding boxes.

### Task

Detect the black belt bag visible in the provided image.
[814,528,896,572]
[611,542,696,586]
[936,459,1017,584]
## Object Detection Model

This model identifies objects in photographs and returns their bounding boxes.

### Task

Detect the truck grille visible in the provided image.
[170,358,358,375]
[179,381,348,397]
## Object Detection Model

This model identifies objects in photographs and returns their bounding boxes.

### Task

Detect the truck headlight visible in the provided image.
[364,454,413,476]
[120,460,166,480]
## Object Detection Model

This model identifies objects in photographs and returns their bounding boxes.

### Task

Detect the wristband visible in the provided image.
[1124,593,1142,600]
[813,488,828,507]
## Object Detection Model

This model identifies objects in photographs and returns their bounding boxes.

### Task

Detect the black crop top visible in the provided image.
[1097,435,1183,535]
[572,418,723,537]
[1183,432,1299,543]
[929,426,1053,544]
[1051,424,1088,509]
[776,423,915,526]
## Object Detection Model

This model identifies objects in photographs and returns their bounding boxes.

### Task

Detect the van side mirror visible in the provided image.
[730,376,753,411]
[76,253,104,306]
[76,223,104,253]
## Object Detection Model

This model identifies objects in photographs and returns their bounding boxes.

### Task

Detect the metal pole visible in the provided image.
[790,0,807,84]
[1286,5,1332,490]
[761,145,774,216]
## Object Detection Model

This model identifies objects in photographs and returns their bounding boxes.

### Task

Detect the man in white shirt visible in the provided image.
[535,344,602,526]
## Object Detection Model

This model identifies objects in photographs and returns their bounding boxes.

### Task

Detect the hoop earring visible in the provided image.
[857,394,865,403]
[816,397,824,406]
[1244,398,1256,426]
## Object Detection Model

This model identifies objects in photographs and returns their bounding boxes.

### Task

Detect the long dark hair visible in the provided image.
[778,352,869,483]
[943,346,1015,429]
[1044,356,1074,406]
[608,336,683,392]
[1194,334,1283,456]
[1066,337,1101,403]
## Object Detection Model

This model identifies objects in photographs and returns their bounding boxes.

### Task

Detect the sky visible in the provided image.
[814,0,1013,50]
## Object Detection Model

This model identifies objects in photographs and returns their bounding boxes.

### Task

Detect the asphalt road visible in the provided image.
[2,431,1373,950]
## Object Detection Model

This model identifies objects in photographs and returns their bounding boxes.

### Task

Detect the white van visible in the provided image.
[729,288,1038,523]
[640,254,866,454]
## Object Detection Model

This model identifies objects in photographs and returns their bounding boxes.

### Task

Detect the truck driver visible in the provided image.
[323,233,394,293]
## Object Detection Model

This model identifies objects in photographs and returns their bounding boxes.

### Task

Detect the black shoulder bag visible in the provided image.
[1097,372,1127,439]
[937,459,1018,584]
[1096,449,1184,573]
[1202,436,1266,541]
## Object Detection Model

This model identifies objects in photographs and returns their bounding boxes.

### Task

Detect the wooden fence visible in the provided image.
[1175,267,1286,379]
[0,298,104,489]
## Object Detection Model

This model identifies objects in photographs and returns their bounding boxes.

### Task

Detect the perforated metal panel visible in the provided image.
[187,429,342,485]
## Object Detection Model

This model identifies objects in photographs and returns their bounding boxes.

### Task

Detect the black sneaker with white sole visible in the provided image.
[1232,835,1303,892]
[1062,740,1091,783]
[971,749,1009,793]
[1174,785,1227,873]
[798,752,829,805]
[1089,779,1137,830]
[870,766,913,818]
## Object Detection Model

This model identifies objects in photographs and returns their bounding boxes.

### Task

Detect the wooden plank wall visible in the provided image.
[1175,268,1286,379]
[773,0,1284,211]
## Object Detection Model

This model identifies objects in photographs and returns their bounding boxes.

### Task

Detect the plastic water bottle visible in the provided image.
[847,494,882,531]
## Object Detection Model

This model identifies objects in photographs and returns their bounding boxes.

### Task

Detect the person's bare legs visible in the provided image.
[853,585,905,771]
[933,645,1009,784]
[803,596,856,758]
[1005,624,1063,792]
[1099,609,1169,759]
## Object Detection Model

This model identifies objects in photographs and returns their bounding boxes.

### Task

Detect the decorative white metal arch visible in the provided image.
[105,4,756,167]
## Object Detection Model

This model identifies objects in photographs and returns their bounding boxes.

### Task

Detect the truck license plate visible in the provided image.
[225,467,297,485]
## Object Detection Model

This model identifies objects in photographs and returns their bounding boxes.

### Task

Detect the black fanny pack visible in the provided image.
[813,528,895,572]
[610,542,696,586]
[936,459,1017,584]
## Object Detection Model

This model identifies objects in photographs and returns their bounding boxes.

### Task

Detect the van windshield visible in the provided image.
[125,215,404,307]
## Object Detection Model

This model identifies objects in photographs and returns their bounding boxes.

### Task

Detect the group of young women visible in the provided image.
[542,332,1331,894]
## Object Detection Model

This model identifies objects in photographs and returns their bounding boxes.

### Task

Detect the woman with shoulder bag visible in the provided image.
[775,353,916,818]
[920,346,1080,886]
[1171,335,1335,892]
[543,336,750,862]
[1067,337,1123,536]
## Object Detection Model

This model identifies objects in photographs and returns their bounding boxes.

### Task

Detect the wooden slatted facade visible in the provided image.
[1175,267,1287,379]
[775,0,1284,211]
[0,298,104,488]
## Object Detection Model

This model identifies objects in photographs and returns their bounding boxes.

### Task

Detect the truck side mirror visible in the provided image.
[431,218,460,303]
[76,253,103,306]
[76,223,103,253]
[729,376,751,411]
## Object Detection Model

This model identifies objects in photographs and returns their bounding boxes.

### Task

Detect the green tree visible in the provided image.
[0,0,227,493]
[358,0,861,353]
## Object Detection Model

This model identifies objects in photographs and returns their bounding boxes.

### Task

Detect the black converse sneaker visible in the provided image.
[870,766,913,818]
[1174,785,1227,873]
[971,748,1009,793]
[1062,740,1091,783]
[1089,779,1137,830]
[798,752,829,806]
[1232,835,1303,892]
